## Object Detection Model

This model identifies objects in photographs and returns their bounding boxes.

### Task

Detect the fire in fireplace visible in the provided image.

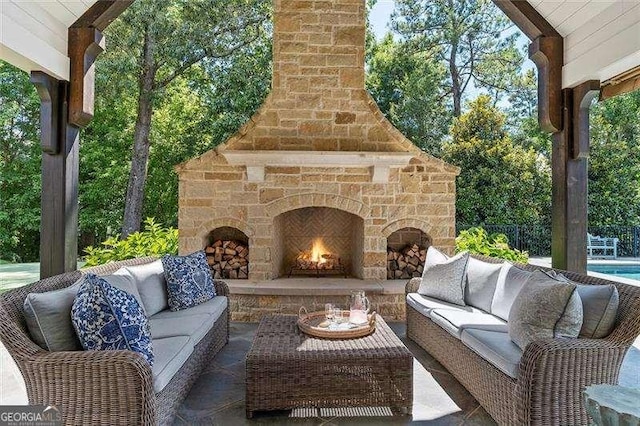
[288,238,347,277]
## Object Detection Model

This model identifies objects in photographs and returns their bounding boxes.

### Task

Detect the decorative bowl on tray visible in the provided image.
[297,307,376,339]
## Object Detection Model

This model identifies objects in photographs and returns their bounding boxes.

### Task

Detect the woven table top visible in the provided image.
[247,314,412,361]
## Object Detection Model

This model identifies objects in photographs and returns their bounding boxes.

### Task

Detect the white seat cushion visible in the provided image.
[149,314,212,346]
[152,336,194,393]
[406,293,479,318]
[461,328,522,378]
[150,296,227,322]
[429,309,508,338]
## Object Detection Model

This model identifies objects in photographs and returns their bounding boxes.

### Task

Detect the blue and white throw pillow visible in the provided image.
[71,274,153,365]
[162,250,216,311]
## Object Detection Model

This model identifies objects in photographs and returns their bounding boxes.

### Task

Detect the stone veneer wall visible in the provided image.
[178,157,457,281]
[176,0,460,320]
[230,293,406,322]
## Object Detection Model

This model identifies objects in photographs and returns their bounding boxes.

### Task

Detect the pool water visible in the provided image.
[587,264,640,281]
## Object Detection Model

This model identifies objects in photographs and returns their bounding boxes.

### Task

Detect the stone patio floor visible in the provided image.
[172,322,640,425]
[1,321,639,425]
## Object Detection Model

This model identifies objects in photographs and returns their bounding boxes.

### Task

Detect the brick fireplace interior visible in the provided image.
[176,0,459,319]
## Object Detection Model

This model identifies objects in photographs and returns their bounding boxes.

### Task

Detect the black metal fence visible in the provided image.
[457,224,640,257]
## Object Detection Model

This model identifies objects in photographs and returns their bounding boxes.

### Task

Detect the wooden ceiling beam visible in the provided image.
[492,0,560,41]
[600,66,640,100]
[70,0,134,31]
[67,1,132,126]
[493,0,564,133]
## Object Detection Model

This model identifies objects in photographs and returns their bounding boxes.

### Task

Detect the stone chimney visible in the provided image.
[219,0,422,152]
[176,0,460,288]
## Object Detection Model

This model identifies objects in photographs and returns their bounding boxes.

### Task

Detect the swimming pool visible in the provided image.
[587,264,640,281]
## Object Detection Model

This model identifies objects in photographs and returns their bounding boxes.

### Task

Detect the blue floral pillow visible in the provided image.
[161,251,216,311]
[71,274,153,365]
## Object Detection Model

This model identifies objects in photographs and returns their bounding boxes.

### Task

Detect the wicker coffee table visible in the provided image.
[245,314,413,418]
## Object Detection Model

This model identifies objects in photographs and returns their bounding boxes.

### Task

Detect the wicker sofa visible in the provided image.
[406,254,640,426]
[0,257,230,426]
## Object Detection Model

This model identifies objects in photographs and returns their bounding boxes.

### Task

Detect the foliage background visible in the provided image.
[1,1,640,262]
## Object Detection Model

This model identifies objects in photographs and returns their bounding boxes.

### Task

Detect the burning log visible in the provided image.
[386,244,427,279]
[295,251,339,270]
[205,239,249,279]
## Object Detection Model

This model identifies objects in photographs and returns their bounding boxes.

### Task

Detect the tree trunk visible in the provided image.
[449,41,461,117]
[121,28,156,238]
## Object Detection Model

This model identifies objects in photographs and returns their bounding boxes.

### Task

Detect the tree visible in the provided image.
[0,62,41,261]
[391,0,522,116]
[112,0,271,238]
[507,68,553,157]
[366,34,451,155]
[588,91,640,226]
[442,95,551,225]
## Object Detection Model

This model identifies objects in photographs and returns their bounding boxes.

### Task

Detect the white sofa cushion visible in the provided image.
[149,314,212,346]
[406,293,480,318]
[150,296,227,321]
[429,309,509,338]
[465,257,502,312]
[152,336,194,393]
[115,260,168,316]
[461,328,523,378]
[490,263,532,321]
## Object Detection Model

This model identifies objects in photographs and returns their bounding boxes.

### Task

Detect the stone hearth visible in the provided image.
[176,0,459,321]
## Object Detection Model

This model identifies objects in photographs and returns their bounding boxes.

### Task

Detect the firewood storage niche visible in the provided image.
[205,227,249,279]
[387,227,431,280]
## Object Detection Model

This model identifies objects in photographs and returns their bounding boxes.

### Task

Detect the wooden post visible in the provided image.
[493,1,603,272]
[32,1,133,278]
[31,73,80,278]
[551,82,600,273]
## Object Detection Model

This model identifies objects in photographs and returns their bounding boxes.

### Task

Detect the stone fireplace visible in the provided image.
[176,0,459,320]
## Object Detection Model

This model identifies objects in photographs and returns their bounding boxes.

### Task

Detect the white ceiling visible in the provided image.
[0,0,98,80]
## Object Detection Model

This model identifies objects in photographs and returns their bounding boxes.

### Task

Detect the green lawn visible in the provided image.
[0,263,40,292]
[0,262,87,292]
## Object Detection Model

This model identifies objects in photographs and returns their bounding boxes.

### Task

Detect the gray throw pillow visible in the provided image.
[465,257,502,312]
[576,284,619,338]
[115,260,168,316]
[543,272,619,338]
[24,280,83,351]
[23,273,146,352]
[508,270,583,350]
[418,251,470,306]
[491,263,532,321]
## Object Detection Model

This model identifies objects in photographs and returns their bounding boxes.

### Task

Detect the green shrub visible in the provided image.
[83,218,178,267]
[455,227,528,263]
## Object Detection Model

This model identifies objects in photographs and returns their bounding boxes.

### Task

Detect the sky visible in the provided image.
[366,0,535,103]
[369,0,396,40]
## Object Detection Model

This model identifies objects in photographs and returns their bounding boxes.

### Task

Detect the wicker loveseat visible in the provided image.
[0,257,230,426]
[406,254,640,425]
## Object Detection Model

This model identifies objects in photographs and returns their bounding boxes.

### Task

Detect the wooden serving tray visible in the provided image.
[297,308,376,339]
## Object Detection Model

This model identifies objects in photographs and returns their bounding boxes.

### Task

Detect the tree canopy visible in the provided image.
[441,95,551,225]
[1,2,640,262]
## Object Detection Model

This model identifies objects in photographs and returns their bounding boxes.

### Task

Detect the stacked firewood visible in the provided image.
[295,252,339,270]
[387,244,427,279]
[205,240,249,279]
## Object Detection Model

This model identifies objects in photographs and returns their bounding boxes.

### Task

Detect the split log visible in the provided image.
[387,244,428,279]
[205,239,249,279]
